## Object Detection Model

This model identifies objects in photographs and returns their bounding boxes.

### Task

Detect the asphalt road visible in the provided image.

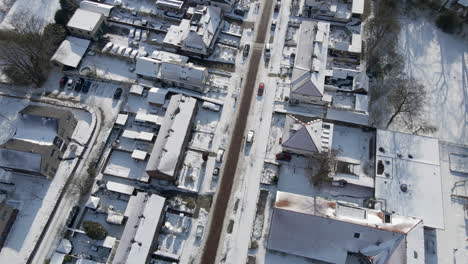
[199,0,274,263]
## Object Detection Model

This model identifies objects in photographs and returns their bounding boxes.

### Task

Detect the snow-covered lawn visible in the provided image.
[0,0,59,28]
[397,15,468,145]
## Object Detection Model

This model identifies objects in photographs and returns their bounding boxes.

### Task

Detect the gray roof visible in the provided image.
[0,148,42,173]
[145,95,197,179]
[267,191,424,264]
[282,118,323,154]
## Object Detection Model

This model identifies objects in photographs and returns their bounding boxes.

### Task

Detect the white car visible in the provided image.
[134,29,141,41]
[117,46,126,56]
[101,42,113,53]
[66,79,74,90]
[246,130,254,143]
[123,47,133,57]
[141,30,148,42]
[202,101,221,111]
[130,50,139,59]
[129,28,135,38]
[110,45,120,54]
[216,149,225,163]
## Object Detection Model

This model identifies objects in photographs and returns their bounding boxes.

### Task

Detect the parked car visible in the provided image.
[142,19,148,26]
[141,30,148,42]
[82,80,91,93]
[271,20,277,31]
[243,44,250,57]
[264,43,271,62]
[75,77,84,92]
[135,29,142,41]
[123,47,133,57]
[276,152,291,161]
[246,130,255,143]
[101,42,113,53]
[257,82,265,96]
[59,76,68,89]
[110,45,120,54]
[130,50,139,59]
[216,149,225,163]
[234,8,245,16]
[129,28,135,38]
[66,78,74,90]
[114,88,123,100]
[213,167,219,176]
[133,19,142,26]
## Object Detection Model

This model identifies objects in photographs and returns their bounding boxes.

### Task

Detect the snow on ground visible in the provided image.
[0,0,59,28]
[397,14,468,145]
[80,55,138,83]
[103,150,148,181]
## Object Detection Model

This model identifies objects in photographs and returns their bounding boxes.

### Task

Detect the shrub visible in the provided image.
[43,23,67,48]
[436,10,460,33]
[54,9,71,25]
[82,221,108,240]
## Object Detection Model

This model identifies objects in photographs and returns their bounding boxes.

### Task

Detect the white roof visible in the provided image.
[131,150,147,161]
[156,0,184,9]
[449,153,468,173]
[374,130,444,229]
[85,196,100,209]
[99,236,116,249]
[115,114,128,126]
[51,36,91,68]
[49,252,66,264]
[268,191,424,264]
[127,195,166,264]
[80,1,113,17]
[355,94,368,113]
[135,57,160,78]
[129,85,144,95]
[147,88,168,105]
[134,112,163,125]
[106,181,135,195]
[352,0,365,14]
[67,9,103,32]
[146,95,197,179]
[56,239,73,254]
[121,129,154,141]
[159,61,208,89]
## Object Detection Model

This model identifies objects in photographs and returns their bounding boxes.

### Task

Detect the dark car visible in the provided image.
[243,44,250,57]
[59,76,68,89]
[114,88,123,100]
[234,8,245,16]
[82,80,91,93]
[75,77,84,92]
[276,152,292,161]
[213,167,219,176]
[257,82,265,96]
[66,206,80,228]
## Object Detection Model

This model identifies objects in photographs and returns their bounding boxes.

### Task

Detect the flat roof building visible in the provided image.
[268,191,425,264]
[51,36,91,69]
[146,95,197,181]
[374,130,444,229]
[67,9,105,41]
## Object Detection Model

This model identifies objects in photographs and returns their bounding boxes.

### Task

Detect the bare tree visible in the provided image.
[385,76,426,128]
[309,150,339,187]
[0,10,61,87]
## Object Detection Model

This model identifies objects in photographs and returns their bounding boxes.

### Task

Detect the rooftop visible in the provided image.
[67,9,103,31]
[51,37,91,68]
[374,130,444,229]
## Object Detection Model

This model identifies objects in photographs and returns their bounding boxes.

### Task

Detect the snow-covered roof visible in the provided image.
[126,194,166,264]
[56,239,73,254]
[458,0,468,7]
[282,116,333,154]
[0,148,42,173]
[106,181,134,195]
[351,0,365,14]
[115,114,128,126]
[0,114,15,145]
[13,113,58,145]
[146,95,197,180]
[131,150,147,161]
[291,21,329,98]
[49,252,65,264]
[135,57,160,78]
[374,130,444,229]
[122,129,155,141]
[449,153,468,173]
[129,84,144,95]
[156,0,184,10]
[151,50,188,63]
[267,191,424,264]
[163,20,190,47]
[159,61,208,89]
[134,112,163,125]
[147,88,168,105]
[355,94,368,113]
[79,0,113,17]
[85,196,100,209]
[51,37,91,68]
[67,9,104,32]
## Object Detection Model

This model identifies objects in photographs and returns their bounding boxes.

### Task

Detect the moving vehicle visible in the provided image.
[271,20,277,31]
[276,152,292,161]
[114,88,123,100]
[246,130,254,143]
[243,44,250,57]
[264,43,271,62]
[213,167,219,176]
[257,82,265,96]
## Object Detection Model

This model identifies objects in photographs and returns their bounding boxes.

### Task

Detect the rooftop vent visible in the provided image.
[400,184,408,192]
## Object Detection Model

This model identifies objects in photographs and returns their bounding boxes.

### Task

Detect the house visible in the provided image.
[163,5,222,56]
[267,191,425,264]
[290,21,331,105]
[302,0,363,21]
[155,0,185,12]
[112,193,166,264]
[67,9,105,41]
[145,95,197,181]
[135,52,209,92]
[0,105,77,178]
[51,36,91,69]
[79,1,113,17]
[374,130,445,229]
[282,116,333,156]
[0,202,18,251]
